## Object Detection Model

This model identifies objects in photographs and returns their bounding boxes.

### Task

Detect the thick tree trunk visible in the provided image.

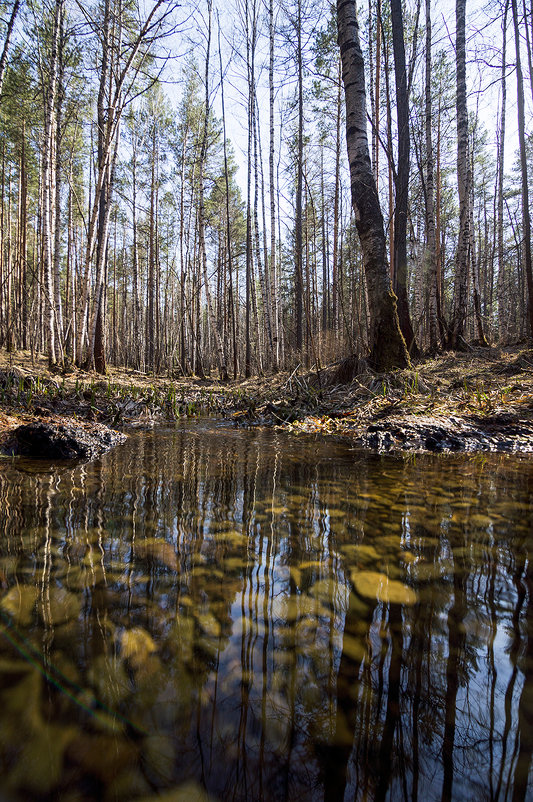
[337,0,409,371]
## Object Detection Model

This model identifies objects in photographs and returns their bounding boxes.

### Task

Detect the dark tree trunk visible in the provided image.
[448,0,470,350]
[337,0,409,372]
[390,0,418,355]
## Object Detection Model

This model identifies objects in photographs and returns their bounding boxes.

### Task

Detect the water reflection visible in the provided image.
[0,422,532,800]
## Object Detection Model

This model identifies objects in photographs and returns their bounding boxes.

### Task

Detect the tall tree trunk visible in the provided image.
[41,0,63,366]
[512,0,533,338]
[294,0,304,353]
[497,0,509,341]
[391,0,418,354]
[374,0,381,189]
[244,0,254,377]
[449,0,470,349]
[53,7,65,359]
[76,0,169,368]
[332,58,342,335]
[19,125,28,350]
[131,133,142,369]
[269,0,278,369]
[218,14,238,379]
[469,155,489,345]
[147,122,157,371]
[253,97,274,367]
[198,0,228,380]
[424,0,438,352]
[337,0,409,371]
[320,148,329,333]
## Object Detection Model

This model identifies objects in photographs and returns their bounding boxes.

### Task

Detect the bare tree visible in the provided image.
[76,0,177,371]
[511,0,533,338]
[424,0,439,351]
[337,0,409,371]
[449,0,470,349]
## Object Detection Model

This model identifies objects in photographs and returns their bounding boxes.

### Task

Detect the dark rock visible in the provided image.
[2,422,127,460]
[365,428,394,451]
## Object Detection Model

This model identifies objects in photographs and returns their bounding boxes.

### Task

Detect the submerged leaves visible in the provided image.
[121,627,158,669]
[1,585,38,625]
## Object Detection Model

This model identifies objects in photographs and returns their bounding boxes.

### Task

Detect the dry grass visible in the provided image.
[0,345,532,447]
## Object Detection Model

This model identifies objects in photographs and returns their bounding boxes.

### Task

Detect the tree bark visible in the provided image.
[269,0,279,369]
[390,0,418,354]
[337,0,409,371]
[497,0,509,341]
[198,0,228,380]
[41,0,64,367]
[449,0,470,349]
[512,0,533,338]
[294,0,304,353]
[424,0,439,351]
[218,15,238,379]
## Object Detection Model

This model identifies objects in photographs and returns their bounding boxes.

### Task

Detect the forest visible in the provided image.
[0,0,530,381]
[1,2,533,798]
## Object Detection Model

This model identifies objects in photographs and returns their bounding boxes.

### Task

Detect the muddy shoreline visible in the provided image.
[0,346,532,458]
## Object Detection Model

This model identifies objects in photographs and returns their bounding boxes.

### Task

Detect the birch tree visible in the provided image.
[511,0,533,338]
[76,0,177,371]
[390,0,417,354]
[448,0,470,349]
[337,0,409,371]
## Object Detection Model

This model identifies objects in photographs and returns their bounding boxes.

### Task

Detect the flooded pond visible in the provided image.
[0,420,532,801]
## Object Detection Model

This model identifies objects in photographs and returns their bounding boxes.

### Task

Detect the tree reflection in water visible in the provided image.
[0,422,531,800]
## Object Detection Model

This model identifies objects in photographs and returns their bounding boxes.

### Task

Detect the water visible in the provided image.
[0,420,532,801]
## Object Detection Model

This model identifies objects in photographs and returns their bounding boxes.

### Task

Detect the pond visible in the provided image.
[0,421,532,801]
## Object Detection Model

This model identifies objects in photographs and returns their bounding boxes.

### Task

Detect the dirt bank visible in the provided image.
[0,345,532,456]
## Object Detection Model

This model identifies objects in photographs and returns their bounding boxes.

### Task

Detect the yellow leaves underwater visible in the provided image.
[135,538,178,571]
[350,570,418,606]
[0,585,38,625]
[121,627,158,669]
[0,663,76,795]
[0,585,81,627]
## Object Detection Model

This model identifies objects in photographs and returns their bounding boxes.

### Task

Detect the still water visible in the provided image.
[0,421,532,801]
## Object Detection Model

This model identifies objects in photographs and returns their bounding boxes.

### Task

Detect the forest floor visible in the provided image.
[0,344,532,455]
